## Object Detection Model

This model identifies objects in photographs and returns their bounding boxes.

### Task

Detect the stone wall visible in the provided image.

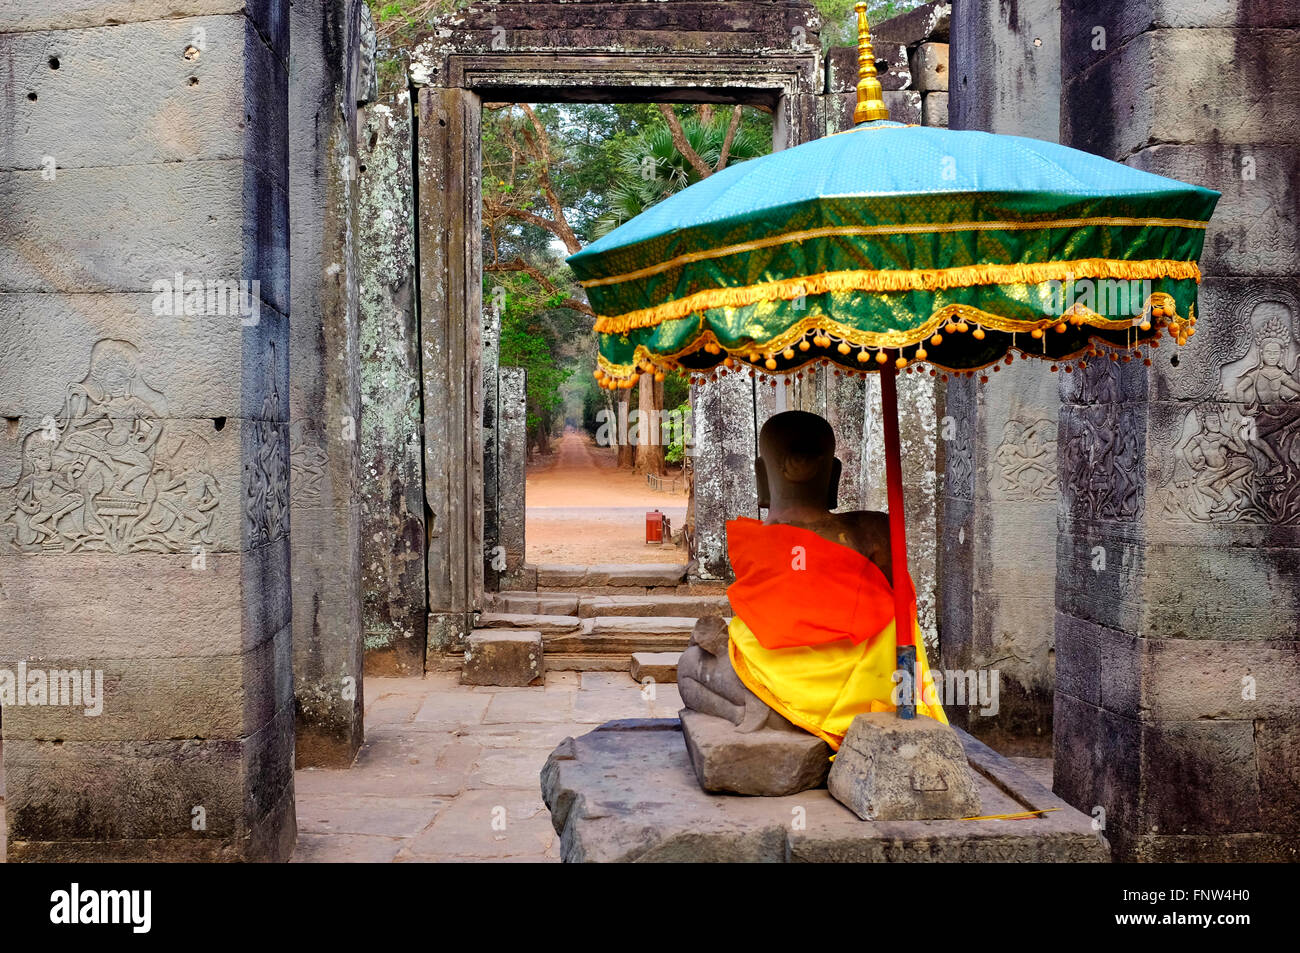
[358,90,427,675]
[288,0,368,766]
[0,0,296,859]
[1055,0,1300,860]
[941,0,1061,748]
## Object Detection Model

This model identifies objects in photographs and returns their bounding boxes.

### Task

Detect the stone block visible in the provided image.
[0,162,289,315]
[5,702,295,860]
[3,15,287,186]
[0,293,287,424]
[488,591,580,616]
[1062,29,1300,158]
[825,42,911,93]
[828,712,981,820]
[910,42,948,91]
[949,0,1058,138]
[1128,145,1298,278]
[1140,720,1260,835]
[477,612,581,634]
[462,629,544,687]
[630,652,680,684]
[0,622,292,742]
[1060,0,1300,80]
[1142,638,1300,722]
[680,709,830,796]
[358,91,426,675]
[0,539,290,659]
[921,90,948,127]
[874,1,951,46]
[1254,716,1300,834]
[2,3,291,62]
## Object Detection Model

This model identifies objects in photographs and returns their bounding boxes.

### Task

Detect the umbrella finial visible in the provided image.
[853,2,891,124]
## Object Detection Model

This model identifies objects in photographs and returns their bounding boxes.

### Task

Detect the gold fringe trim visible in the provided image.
[591,259,1203,334]
[581,220,1208,290]
[594,297,1192,383]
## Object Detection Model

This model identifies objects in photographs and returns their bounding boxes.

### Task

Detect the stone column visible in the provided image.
[1055,0,1300,860]
[497,367,529,588]
[690,374,759,579]
[939,0,1062,746]
[0,1,295,859]
[358,90,427,675]
[417,85,484,655]
[288,0,365,766]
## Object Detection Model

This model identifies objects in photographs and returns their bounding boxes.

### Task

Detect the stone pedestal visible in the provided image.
[0,2,295,859]
[541,720,1107,862]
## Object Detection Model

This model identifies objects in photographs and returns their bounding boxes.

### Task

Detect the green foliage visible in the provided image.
[491,271,573,442]
[812,0,931,49]
[664,400,693,465]
[592,108,771,239]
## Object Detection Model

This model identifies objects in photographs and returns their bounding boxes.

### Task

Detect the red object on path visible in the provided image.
[645,510,664,544]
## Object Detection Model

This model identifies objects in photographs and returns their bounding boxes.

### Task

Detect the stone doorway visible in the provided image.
[408,1,827,661]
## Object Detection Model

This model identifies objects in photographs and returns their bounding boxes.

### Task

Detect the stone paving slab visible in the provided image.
[540,720,1109,863]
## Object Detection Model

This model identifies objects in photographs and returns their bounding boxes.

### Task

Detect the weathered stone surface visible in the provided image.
[681,709,831,796]
[1059,0,1300,83]
[497,366,527,574]
[1061,29,1300,159]
[910,42,948,91]
[540,719,1107,862]
[828,713,981,820]
[486,591,581,616]
[949,0,1059,139]
[825,42,911,93]
[630,652,681,684]
[289,0,366,766]
[0,2,295,860]
[873,0,951,47]
[462,629,544,687]
[477,612,582,634]
[358,90,426,675]
[921,90,948,127]
[578,593,731,618]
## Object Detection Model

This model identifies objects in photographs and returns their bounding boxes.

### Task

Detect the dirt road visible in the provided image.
[525,429,687,565]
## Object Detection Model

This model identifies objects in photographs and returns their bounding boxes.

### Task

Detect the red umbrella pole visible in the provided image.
[879,360,917,719]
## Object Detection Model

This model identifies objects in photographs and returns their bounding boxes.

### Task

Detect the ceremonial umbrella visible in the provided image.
[566,3,1219,717]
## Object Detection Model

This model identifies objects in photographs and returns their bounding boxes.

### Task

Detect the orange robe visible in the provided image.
[725,517,948,750]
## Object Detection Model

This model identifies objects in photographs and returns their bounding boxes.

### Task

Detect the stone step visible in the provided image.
[535,563,688,590]
[475,612,582,634]
[543,616,697,655]
[630,651,681,684]
[484,591,581,616]
[577,593,730,618]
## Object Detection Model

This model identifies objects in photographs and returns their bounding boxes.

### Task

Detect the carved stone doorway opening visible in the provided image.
[409,2,826,658]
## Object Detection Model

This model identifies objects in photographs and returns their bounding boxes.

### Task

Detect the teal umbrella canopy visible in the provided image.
[571,105,1217,390]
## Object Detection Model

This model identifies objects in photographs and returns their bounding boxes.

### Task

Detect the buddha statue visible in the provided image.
[678,410,948,795]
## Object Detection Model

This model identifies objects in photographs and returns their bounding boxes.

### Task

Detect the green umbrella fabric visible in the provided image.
[569,119,1219,387]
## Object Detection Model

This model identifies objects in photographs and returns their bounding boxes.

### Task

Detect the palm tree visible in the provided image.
[593,111,769,238]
